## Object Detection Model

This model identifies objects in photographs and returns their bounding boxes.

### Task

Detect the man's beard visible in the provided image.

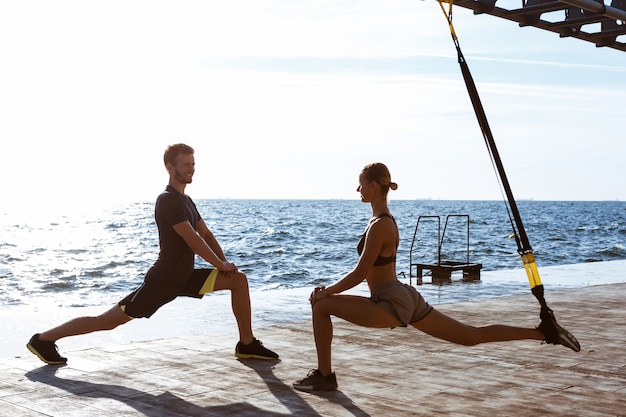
[175,169,193,184]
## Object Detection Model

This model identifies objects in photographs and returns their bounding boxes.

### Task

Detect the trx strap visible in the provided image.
[437,0,549,312]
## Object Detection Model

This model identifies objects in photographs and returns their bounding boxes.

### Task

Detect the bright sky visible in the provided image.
[2,0,625,207]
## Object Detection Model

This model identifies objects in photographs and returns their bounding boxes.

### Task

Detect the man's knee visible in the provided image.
[96,310,130,331]
[230,270,249,290]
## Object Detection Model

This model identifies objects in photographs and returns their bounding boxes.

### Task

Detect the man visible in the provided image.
[27,143,278,364]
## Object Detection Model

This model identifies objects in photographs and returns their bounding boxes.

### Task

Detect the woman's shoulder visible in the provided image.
[372,213,395,223]
[369,214,396,231]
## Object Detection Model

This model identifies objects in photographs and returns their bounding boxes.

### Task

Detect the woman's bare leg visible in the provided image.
[411,308,543,346]
[311,294,401,376]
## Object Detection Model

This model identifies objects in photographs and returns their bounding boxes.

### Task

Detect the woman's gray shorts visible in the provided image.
[371,281,433,327]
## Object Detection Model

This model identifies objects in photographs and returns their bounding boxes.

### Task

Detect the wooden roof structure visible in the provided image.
[445,0,626,52]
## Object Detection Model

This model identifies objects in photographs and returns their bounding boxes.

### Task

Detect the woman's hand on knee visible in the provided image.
[309,286,328,306]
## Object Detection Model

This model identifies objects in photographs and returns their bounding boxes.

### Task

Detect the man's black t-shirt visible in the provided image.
[147,185,202,283]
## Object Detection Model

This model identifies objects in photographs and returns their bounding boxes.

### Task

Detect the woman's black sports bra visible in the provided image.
[356,213,399,266]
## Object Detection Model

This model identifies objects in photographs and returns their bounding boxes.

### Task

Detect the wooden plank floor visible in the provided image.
[1,283,625,416]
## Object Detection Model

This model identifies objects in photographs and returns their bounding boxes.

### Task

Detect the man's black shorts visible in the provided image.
[118,268,217,318]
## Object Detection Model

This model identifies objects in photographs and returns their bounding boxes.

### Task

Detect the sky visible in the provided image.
[1,0,625,208]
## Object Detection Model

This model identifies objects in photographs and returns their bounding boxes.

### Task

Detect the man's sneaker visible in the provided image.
[234,338,279,360]
[26,334,67,365]
[293,369,338,391]
[537,308,581,352]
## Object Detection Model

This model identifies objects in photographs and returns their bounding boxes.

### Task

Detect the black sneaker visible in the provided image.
[293,369,338,391]
[537,308,580,352]
[26,334,67,365]
[234,338,279,360]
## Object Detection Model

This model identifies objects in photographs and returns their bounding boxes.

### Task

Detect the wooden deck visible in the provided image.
[1,281,625,416]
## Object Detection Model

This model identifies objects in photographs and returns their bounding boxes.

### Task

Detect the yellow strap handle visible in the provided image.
[521,252,543,289]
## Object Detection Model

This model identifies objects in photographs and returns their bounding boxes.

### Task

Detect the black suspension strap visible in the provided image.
[437,0,549,311]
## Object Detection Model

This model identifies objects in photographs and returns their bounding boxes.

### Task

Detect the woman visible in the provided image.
[293,162,579,391]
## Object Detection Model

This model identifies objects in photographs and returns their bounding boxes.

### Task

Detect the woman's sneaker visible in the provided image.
[537,308,581,352]
[26,334,67,365]
[293,369,338,391]
[234,338,279,360]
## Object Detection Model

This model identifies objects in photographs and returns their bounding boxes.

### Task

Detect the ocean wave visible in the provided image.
[596,244,625,258]
[41,279,77,291]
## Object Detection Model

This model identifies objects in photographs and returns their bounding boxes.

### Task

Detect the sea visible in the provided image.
[1,199,625,357]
